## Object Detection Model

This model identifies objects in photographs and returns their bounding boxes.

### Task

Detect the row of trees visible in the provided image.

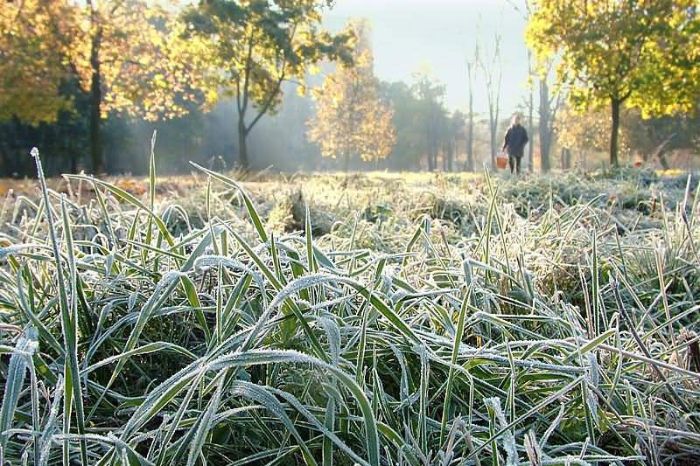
[1,4,480,176]
[308,21,514,173]
[310,0,699,173]
[1,0,698,174]
[1,0,354,173]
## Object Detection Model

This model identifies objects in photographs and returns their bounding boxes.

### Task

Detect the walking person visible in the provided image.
[502,114,529,175]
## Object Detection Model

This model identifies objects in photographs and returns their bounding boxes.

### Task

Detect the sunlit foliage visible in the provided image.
[527,0,700,167]
[183,0,354,169]
[307,20,396,170]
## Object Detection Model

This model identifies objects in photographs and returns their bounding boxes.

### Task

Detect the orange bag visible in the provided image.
[496,153,508,169]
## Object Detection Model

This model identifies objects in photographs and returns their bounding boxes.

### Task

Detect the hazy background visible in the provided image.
[325,0,529,116]
[2,0,696,177]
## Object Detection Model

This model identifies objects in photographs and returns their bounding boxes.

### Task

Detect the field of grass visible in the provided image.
[1,153,699,465]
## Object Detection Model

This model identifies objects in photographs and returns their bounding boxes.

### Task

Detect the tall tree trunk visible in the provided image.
[447,140,454,172]
[560,148,565,170]
[527,52,534,173]
[487,80,500,170]
[89,28,103,174]
[528,94,534,173]
[237,118,249,170]
[489,116,497,170]
[610,97,621,168]
[466,62,475,172]
[652,133,675,170]
[560,148,571,169]
[433,142,438,171]
[466,110,474,172]
[427,125,435,171]
[69,150,78,173]
[539,80,551,172]
[0,147,9,178]
[480,35,502,171]
[0,124,12,177]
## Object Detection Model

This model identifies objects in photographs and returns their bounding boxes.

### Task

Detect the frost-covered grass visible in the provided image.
[1,154,699,465]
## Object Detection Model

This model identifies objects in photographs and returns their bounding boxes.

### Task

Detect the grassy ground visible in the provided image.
[1,159,699,465]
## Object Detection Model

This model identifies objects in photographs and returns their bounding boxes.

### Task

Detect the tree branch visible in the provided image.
[240,30,255,115]
[245,72,285,134]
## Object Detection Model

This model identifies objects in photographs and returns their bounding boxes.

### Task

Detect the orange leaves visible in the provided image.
[75,1,203,121]
[0,0,74,124]
[307,20,396,165]
[2,0,206,125]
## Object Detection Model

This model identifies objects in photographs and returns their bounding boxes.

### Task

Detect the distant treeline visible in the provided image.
[1,0,697,177]
[2,78,697,178]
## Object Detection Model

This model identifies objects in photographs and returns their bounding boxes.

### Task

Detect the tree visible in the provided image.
[307,21,395,171]
[0,0,85,175]
[379,81,425,170]
[537,64,563,172]
[1,0,201,174]
[413,70,448,171]
[619,110,700,169]
[0,80,90,177]
[381,78,460,172]
[445,111,465,172]
[526,51,536,172]
[510,0,537,172]
[557,106,636,170]
[465,44,478,172]
[0,1,73,125]
[80,1,204,173]
[478,33,502,170]
[184,0,353,170]
[527,0,700,167]
[557,105,700,170]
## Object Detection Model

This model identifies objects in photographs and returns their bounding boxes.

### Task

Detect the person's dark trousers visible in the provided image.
[508,152,523,174]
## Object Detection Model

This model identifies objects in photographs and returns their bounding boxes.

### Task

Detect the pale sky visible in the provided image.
[324,0,531,117]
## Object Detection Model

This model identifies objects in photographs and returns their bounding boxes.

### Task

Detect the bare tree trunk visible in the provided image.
[480,34,502,170]
[652,133,675,170]
[69,140,78,174]
[610,97,621,168]
[539,80,551,172]
[527,51,535,173]
[89,25,103,174]
[489,109,497,170]
[237,117,249,170]
[466,61,475,172]
[427,114,438,171]
[560,148,572,169]
[447,140,454,172]
[560,148,565,170]
[426,127,434,171]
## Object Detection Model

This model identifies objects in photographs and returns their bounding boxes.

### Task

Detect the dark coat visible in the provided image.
[502,124,529,157]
